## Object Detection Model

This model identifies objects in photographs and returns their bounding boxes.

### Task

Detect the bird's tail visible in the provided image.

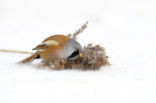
[18,53,39,63]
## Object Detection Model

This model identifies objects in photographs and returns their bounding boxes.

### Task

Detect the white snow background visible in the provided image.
[0,0,156,103]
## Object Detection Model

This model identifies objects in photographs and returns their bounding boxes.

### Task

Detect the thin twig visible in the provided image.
[0,49,33,54]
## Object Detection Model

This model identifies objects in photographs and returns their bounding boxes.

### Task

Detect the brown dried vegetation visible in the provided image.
[41,43,110,70]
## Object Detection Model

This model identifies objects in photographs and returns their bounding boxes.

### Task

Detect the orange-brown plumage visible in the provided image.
[19,34,83,64]
[19,35,69,63]
[43,35,69,46]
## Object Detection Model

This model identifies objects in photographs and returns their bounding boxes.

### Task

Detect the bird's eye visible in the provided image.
[68,50,79,59]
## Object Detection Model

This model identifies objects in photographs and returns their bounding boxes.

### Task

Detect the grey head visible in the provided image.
[60,39,83,59]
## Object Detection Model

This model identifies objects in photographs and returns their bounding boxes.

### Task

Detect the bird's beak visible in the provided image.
[79,53,83,58]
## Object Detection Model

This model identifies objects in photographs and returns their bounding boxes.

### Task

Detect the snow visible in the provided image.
[0,0,156,103]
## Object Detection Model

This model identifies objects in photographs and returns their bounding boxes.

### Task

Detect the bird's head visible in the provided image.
[60,39,83,59]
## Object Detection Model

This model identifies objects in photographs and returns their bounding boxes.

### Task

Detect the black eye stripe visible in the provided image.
[68,50,79,59]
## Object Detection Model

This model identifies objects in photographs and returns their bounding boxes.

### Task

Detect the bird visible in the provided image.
[19,35,83,63]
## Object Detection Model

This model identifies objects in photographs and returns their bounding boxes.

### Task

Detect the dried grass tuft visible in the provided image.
[40,43,110,70]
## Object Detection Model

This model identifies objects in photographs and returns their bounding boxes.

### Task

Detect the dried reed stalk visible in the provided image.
[0,49,33,54]
[67,21,88,39]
